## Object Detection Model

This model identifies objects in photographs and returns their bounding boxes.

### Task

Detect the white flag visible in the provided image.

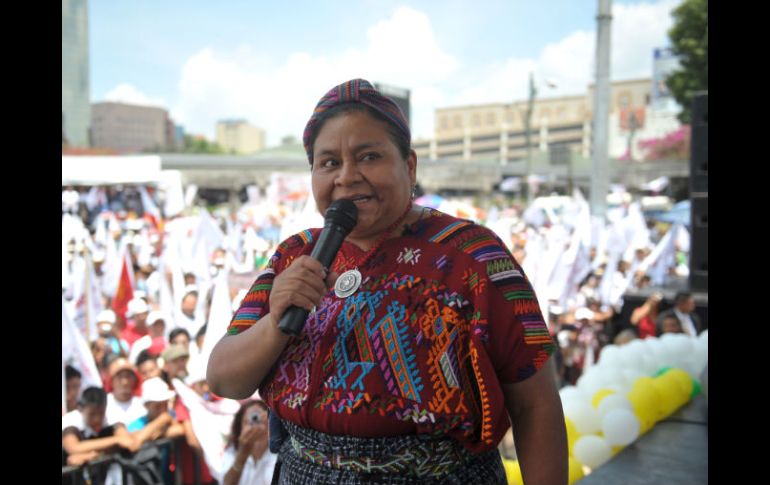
[172,379,240,483]
[62,296,102,390]
[200,272,232,367]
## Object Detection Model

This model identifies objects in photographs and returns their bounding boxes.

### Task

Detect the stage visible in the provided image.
[577,394,708,484]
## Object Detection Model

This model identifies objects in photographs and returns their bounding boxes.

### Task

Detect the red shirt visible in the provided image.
[639,314,657,339]
[174,398,215,485]
[121,321,149,347]
[228,210,554,453]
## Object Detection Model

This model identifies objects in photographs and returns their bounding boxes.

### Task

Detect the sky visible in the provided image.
[89,0,682,146]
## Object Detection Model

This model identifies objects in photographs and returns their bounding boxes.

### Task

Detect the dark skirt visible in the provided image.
[275,420,507,485]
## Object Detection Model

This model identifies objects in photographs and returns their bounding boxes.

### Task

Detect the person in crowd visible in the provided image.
[121,297,151,348]
[630,292,663,338]
[96,309,129,358]
[129,310,168,365]
[62,387,137,466]
[136,349,163,381]
[221,399,277,485]
[105,357,146,426]
[656,291,703,336]
[65,365,82,413]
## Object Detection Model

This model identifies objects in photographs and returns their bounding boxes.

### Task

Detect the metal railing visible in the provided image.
[62,437,210,485]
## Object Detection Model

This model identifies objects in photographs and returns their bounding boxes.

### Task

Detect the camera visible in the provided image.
[249,411,262,424]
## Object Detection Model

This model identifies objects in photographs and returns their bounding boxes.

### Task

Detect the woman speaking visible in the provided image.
[208,79,567,484]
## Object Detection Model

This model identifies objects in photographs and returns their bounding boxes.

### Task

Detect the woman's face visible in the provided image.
[311,111,416,246]
[240,403,268,430]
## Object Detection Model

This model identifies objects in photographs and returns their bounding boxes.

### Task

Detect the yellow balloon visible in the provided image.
[666,369,695,400]
[503,458,524,485]
[565,417,579,455]
[568,457,585,485]
[629,377,663,423]
[592,388,617,408]
[611,445,625,456]
[652,377,682,418]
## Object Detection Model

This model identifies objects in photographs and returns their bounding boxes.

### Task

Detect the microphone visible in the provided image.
[277,199,358,336]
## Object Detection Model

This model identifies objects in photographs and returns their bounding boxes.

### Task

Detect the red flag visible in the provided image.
[112,249,135,328]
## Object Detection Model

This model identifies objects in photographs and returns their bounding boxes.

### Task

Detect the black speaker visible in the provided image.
[689,92,707,292]
[690,93,708,194]
[690,193,708,292]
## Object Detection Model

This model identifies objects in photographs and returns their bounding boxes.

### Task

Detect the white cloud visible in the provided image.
[103,83,167,108]
[171,6,459,145]
[170,1,680,145]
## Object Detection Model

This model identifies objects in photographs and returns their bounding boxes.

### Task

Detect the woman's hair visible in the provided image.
[305,102,411,166]
[227,399,269,450]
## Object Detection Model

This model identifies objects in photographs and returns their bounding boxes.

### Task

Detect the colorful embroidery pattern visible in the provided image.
[229,212,554,453]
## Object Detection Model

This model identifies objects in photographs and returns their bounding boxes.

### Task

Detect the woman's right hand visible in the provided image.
[268,255,333,322]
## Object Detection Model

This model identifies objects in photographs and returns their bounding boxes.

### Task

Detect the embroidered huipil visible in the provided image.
[227,210,554,453]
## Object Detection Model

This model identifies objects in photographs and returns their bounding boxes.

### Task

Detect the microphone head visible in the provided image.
[325,199,358,233]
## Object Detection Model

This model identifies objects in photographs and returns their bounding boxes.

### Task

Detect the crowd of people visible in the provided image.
[62,148,700,484]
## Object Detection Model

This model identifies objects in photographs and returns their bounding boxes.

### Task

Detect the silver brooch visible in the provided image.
[334,269,362,298]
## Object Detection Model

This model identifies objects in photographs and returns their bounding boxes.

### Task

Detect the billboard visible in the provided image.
[652,47,681,112]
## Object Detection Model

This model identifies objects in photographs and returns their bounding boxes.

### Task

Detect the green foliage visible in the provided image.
[665,0,708,123]
[182,135,226,154]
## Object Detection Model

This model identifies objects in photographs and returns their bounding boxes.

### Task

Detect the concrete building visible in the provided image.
[415,78,679,165]
[91,102,171,153]
[216,120,266,154]
[62,0,90,147]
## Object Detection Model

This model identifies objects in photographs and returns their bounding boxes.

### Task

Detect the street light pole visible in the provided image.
[524,72,537,206]
[590,0,612,218]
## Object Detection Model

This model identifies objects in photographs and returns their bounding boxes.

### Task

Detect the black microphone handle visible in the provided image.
[277,223,350,336]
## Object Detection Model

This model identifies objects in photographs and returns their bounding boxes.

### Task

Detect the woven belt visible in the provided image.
[284,421,473,478]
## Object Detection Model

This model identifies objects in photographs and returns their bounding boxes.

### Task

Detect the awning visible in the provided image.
[62,155,162,186]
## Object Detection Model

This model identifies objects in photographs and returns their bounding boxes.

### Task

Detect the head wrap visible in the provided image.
[302,79,410,160]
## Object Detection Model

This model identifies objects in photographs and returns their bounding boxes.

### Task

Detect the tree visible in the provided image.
[665,0,708,123]
[181,135,226,154]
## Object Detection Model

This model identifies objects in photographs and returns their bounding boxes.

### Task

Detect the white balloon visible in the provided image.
[597,394,635,420]
[559,386,590,406]
[621,368,646,389]
[598,367,625,388]
[577,371,605,399]
[573,435,613,469]
[563,401,602,435]
[601,409,641,446]
[598,344,623,368]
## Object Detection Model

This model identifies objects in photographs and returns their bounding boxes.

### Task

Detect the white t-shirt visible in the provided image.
[220,446,277,485]
[106,394,146,426]
[62,409,109,437]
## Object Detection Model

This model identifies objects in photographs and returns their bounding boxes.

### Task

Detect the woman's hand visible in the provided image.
[269,255,332,322]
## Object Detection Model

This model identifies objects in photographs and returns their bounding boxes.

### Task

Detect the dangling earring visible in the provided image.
[410,185,417,200]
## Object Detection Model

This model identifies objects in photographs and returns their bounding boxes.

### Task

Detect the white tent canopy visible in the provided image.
[62,155,162,186]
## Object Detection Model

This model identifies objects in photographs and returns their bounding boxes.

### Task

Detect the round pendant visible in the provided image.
[335,269,362,298]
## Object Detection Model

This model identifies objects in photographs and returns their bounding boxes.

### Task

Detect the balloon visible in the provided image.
[598,344,622,367]
[577,371,605,399]
[568,457,585,484]
[601,409,641,446]
[592,388,616,408]
[651,376,684,417]
[612,445,625,456]
[627,377,660,432]
[502,458,523,485]
[666,368,695,398]
[573,435,613,469]
[560,386,589,405]
[622,368,646,389]
[690,379,702,398]
[565,417,579,455]
[563,401,602,435]
[597,393,635,420]
[653,366,672,377]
